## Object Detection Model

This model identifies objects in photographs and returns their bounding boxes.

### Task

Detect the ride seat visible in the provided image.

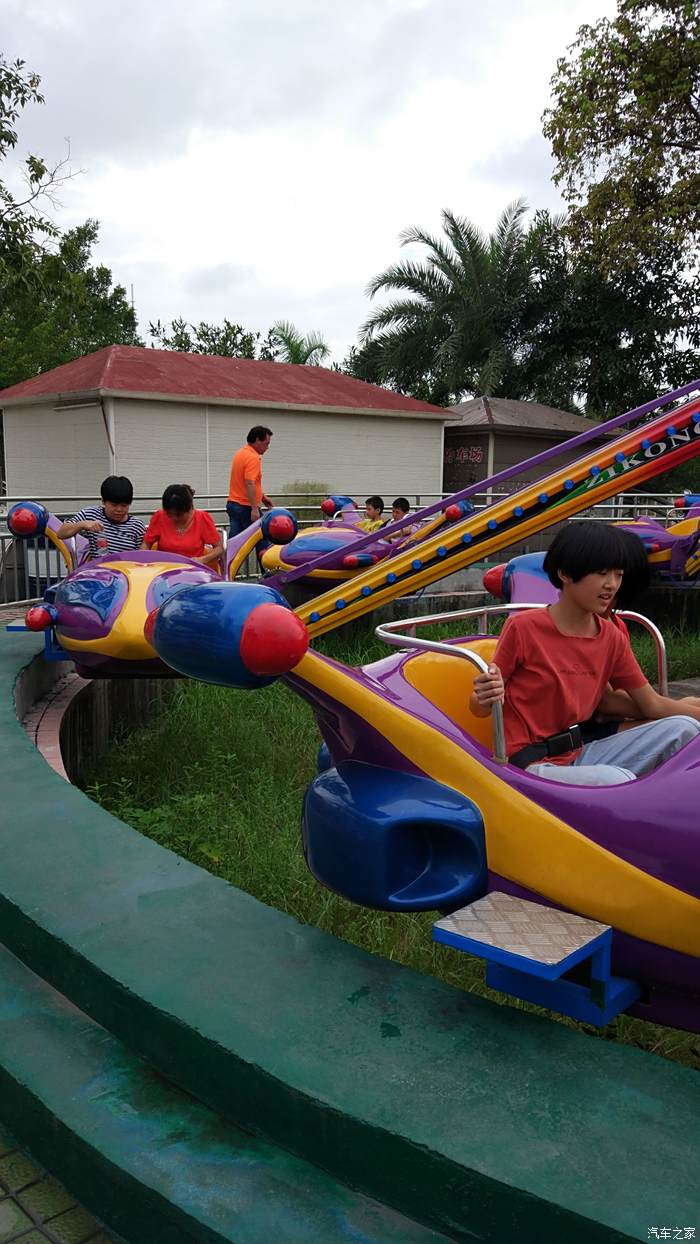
[402,637,498,749]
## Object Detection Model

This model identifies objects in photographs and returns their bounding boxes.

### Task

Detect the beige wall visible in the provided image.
[113,398,445,503]
[2,396,446,513]
[2,403,109,502]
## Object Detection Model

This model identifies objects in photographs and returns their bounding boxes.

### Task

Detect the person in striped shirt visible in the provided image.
[56,476,146,560]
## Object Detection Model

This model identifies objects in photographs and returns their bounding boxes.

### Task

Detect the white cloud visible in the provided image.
[5,0,616,362]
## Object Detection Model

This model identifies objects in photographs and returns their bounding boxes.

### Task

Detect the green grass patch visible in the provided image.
[85,625,700,1072]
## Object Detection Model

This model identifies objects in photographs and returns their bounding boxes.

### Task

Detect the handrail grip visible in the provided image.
[375,601,669,762]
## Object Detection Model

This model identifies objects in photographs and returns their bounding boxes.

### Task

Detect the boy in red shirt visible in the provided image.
[472,522,700,784]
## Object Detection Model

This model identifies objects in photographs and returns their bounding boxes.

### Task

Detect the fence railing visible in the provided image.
[0,491,684,609]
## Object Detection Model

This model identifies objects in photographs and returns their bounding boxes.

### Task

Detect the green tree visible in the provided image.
[269,320,330,365]
[516,211,699,417]
[357,200,532,404]
[543,0,700,281]
[0,54,64,281]
[149,317,277,359]
[0,220,141,389]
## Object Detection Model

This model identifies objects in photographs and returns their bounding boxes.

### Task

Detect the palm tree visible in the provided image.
[270,320,330,366]
[360,200,532,402]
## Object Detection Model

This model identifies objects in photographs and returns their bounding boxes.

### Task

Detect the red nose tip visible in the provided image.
[674,497,686,508]
[444,503,462,522]
[483,564,506,599]
[144,607,159,646]
[240,603,309,675]
[267,514,296,542]
[321,498,336,515]
[25,606,53,631]
[11,507,40,535]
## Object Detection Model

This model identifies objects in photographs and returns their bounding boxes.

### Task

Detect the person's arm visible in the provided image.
[141,514,160,551]
[196,540,224,566]
[469,617,520,719]
[626,682,700,725]
[56,517,102,538]
[244,478,260,521]
[261,492,273,508]
[595,686,642,720]
[470,665,505,718]
[194,514,224,566]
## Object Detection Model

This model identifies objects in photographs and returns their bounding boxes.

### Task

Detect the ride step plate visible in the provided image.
[433,890,641,1027]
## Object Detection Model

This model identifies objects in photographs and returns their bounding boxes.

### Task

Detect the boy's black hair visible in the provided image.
[392,497,410,513]
[365,495,384,512]
[162,483,195,515]
[100,475,133,505]
[543,521,650,601]
[247,425,273,444]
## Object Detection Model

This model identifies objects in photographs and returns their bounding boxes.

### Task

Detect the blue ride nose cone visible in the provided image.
[151,580,304,688]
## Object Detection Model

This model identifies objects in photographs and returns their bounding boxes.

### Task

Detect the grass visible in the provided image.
[85,624,700,1072]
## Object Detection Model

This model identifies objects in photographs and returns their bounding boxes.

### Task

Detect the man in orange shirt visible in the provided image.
[227,425,273,537]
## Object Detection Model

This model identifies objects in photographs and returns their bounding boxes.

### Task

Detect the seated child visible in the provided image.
[357,495,386,533]
[391,497,412,523]
[384,496,419,541]
[471,521,700,785]
[56,476,146,560]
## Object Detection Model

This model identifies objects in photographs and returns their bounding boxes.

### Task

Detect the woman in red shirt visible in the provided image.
[143,485,224,569]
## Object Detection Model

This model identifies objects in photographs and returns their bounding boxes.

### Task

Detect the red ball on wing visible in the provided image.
[144,607,159,646]
[239,603,309,675]
[267,514,296,542]
[25,606,53,631]
[483,564,505,599]
[11,507,40,535]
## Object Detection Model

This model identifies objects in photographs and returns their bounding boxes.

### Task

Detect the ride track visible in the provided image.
[287,381,700,635]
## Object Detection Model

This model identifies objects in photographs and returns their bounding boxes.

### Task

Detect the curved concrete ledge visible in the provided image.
[2,634,700,1243]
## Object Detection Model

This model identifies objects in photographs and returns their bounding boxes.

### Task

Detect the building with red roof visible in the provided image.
[0,346,448,508]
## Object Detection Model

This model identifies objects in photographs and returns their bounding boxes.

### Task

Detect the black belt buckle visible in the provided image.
[545,724,582,757]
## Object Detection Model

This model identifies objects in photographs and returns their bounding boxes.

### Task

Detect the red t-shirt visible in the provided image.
[494,608,646,763]
[143,509,220,558]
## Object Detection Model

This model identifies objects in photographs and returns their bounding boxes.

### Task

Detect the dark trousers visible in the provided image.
[226,501,253,538]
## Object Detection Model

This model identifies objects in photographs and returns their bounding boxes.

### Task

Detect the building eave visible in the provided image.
[1,387,449,421]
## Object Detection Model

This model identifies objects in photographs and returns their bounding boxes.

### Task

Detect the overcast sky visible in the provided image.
[4,0,615,362]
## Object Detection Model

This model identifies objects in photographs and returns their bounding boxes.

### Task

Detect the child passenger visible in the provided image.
[357,496,386,533]
[56,476,146,559]
[471,522,700,784]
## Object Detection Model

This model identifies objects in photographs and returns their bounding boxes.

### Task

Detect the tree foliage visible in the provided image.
[268,320,330,366]
[0,220,142,389]
[0,55,73,288]
[0,56,140,390]
[543,0,700,279]
[150,317,331,366]
[349,202,698,416]
[357,200,532,405]
[515,211,698,417]
[148,317,277,360]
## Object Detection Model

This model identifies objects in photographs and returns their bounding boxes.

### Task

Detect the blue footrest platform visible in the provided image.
[433,891,641,1027]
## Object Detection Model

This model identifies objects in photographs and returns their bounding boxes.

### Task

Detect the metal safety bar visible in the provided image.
[375,602,669,765]
[616,610,668,696]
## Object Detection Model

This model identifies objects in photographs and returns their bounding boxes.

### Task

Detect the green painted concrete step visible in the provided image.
[3,637,700,1243]
[0,943,450,1244]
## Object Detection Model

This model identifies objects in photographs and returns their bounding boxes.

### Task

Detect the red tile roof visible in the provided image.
[0,345,447,417]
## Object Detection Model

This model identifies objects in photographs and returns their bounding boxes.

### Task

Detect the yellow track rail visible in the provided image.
[297,397,700,637]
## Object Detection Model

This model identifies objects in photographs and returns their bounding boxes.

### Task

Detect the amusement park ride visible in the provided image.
[7,380,700,1035]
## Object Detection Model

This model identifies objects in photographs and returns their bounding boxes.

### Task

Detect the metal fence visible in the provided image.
[0,490,683,609]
